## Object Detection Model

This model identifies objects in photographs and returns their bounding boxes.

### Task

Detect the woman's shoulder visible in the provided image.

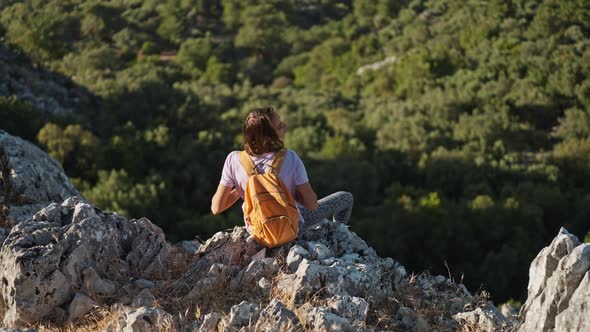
[284,148,298,156]
[284,149,304,164]
[225,150,238,158]
[224,150,243,165]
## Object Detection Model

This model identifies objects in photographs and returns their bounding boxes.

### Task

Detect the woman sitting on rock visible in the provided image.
[210,106,353,236]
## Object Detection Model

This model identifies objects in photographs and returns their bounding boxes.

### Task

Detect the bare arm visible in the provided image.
[211,184,240,215]
[295,182,319,211]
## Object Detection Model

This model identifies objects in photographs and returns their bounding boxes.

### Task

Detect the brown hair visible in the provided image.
[243,106,284,155]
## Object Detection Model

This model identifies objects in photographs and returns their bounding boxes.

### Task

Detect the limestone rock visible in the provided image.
[109,305,175,332]
[258,277,272,296]
[255,299,303,332]
[0,198,171,327]
[305,306,353,332]
[132,289,156,308]
[286,245,310,273]
[553,270,590,331]
[82,267,117,297]
[197,312,222,332]
[67,293,98,322]
[518,228,590,332]
[453,304,511,332]
[231,258,280,290]
[221,301,260,331]
[306,241,333,260]
[0,130,80,225]
[275,220,407,307]
[326,295,369,328]
[525,228,580,303]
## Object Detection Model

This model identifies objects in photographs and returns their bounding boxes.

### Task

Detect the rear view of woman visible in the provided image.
[211,106,353,235]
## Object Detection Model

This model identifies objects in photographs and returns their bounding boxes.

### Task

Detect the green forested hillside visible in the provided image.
[1,0,589,303]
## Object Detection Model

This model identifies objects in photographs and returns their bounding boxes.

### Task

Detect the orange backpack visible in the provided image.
[239,149,299,248]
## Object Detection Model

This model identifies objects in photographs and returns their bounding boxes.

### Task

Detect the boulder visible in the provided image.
[0,197,171,327]
[518,228,590,332]
[254,299,303,332]
[0,131,80,225]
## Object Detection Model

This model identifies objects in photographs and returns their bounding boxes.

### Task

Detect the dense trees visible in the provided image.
[1,0,589,304]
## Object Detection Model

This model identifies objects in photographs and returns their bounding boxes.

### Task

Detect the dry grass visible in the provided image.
[363,272,491,332]
[35,303,179,332]
[36,306,120,332]
[154,250,285,326]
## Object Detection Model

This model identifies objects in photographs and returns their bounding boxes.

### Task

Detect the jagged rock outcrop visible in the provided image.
[0,130,80,226]
[517,228,590,332]
[0,197,171,327]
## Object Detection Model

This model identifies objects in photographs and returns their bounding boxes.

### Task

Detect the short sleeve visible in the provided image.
[219,152,235,187]
[292,151,309,186]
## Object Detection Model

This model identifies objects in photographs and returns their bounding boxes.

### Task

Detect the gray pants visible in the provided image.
[297,191,354,231]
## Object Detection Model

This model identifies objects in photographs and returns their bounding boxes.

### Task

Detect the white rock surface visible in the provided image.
[454,304,511,332]
[518,228,590,332]
[327,295,369,328]
[255,299,303,331]
[306,306,353,332]
[221,301,260,330]
[0,198,171,327]
[0,130,80,225]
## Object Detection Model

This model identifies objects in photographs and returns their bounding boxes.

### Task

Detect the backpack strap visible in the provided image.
[239,151,259,176]
[270,149,287,174]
